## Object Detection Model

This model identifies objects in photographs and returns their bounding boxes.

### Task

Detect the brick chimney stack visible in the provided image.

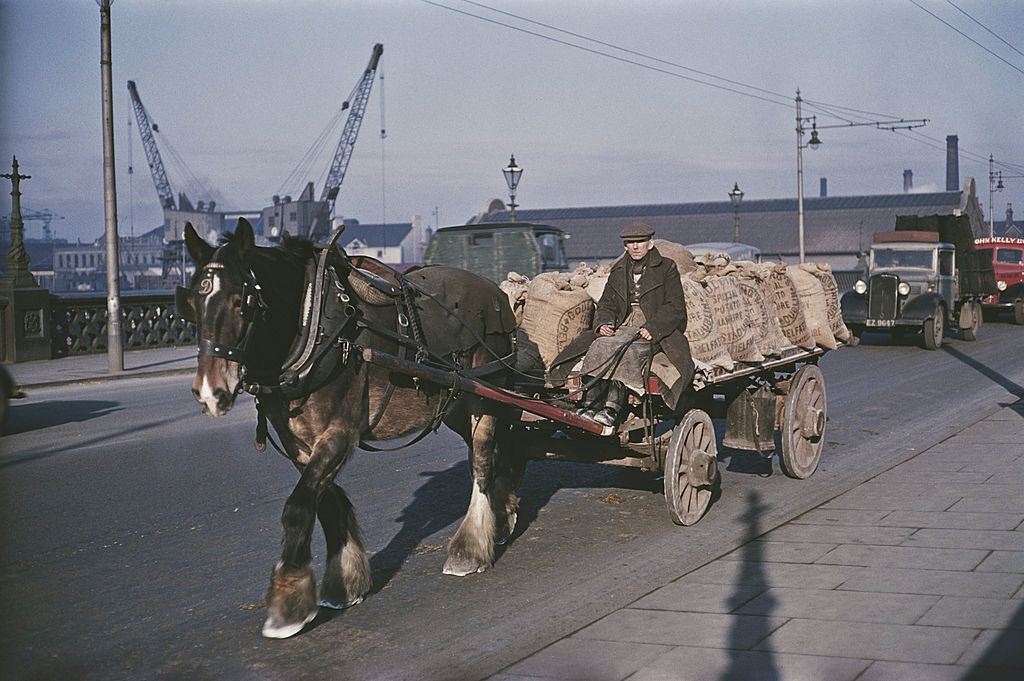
[820,177,827,197]
[946,135,960,191]
[904,169,913,193]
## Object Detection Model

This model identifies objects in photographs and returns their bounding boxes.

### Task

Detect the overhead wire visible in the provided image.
[424,0,1023,185]
[942,0,1024,61]
[908,0,1024,77]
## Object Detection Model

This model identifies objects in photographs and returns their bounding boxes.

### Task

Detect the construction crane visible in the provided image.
[1,208,64,241]
[310,43,383,239]
[126,80,176,210]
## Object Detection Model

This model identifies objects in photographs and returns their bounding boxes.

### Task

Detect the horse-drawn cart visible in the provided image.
[362,343,831,527]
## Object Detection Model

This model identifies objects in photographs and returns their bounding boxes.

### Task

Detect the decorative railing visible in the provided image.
[51,291,195,357]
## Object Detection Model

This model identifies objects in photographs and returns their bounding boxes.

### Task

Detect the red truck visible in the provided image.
[975,237,1024,325]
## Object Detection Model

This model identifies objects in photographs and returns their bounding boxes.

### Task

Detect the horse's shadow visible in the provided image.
[368,456,660,591]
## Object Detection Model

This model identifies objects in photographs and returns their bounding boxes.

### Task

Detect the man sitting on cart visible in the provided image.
[549,222,695,428]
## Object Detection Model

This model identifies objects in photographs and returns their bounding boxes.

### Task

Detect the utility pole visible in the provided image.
[98,0,123,372]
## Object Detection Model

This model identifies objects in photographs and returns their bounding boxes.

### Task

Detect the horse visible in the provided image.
[176,218,521,638]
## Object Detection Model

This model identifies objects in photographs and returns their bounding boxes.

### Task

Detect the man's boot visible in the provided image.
[575,381,606,419]
[593,381,627,427]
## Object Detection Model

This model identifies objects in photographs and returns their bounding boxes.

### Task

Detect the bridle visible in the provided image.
[195,261,268,366]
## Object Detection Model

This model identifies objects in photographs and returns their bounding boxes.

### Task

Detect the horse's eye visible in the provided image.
[233,298,242,308]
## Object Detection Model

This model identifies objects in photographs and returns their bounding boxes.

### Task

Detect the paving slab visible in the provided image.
[949,496,1024,514]
[626,645,870,681]
[857,661,978,681]
[758,618,978,664]
[956,628,1024,668]
[877,510,1024,531]
[917,596,1024,629]
[790,508,889,526]
[500,639,673,681]
[737,586,938,624]
[873,469,994,484]
[821,491,962,512]
[679,560,864,590]
[762,523,914,545]
[629,581,764,613]
[975,550,1024,573]
[903,528,1024,551]
[837,567,1023,598]
[720,540,837,564]
[817,544,988,570]
[573,609,786,649]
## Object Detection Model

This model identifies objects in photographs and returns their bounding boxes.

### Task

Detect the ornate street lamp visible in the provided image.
[502,154,522,222]
[795,89,820,264]
[728,182,744,243]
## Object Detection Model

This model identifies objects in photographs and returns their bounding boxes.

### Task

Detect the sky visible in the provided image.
[1,0,1022,244]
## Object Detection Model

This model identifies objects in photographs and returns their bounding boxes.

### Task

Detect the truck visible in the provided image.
[974,236,1024,325]
[840,230,992,350]
[422,222,568,282]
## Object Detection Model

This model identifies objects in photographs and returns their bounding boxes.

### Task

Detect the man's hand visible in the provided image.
[639,327,653,341]
[597,324,615,337]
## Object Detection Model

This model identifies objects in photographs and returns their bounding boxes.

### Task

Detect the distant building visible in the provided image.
[49,226,178,292]
[472,179,986,271]
[337,216,429,265]
[259,182,329,241]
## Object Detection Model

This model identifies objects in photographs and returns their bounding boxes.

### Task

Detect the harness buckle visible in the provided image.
[398,312,410,328]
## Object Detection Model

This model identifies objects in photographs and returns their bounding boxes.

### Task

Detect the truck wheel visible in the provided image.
[923,305,944,350]
[962,301,981,341]
[1014,301,1024,326]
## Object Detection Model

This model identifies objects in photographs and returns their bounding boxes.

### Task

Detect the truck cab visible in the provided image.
[974,237,1024,324]
[840,231,983,349]
[423,222,568,282]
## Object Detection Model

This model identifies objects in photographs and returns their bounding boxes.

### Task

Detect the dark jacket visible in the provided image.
[549,247,694,406]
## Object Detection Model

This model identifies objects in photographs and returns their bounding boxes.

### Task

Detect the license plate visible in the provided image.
[866,319,895,327]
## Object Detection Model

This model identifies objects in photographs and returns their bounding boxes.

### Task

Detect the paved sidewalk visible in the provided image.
[6,345,197,390]
[492,400,1024,681]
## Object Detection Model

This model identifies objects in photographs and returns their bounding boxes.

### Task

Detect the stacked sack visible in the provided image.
[498,272,530,326]
[796,262,851,344]
[695,262,765,363]
[731,262,790,358]
[753,262,817,350]
[514,265,596,372]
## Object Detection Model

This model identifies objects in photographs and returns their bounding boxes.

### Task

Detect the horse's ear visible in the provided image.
[235,218,255,256]
[184,222,214,265]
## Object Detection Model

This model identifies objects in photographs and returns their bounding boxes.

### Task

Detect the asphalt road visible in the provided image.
[1,323,1022,681]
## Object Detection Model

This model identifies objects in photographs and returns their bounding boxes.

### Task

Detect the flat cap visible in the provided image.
[620,222,655,242]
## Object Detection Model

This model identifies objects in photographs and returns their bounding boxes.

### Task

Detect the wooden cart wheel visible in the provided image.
[780,364,826,479]
[664,409,719,526]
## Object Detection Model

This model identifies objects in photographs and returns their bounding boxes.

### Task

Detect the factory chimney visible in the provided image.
[904,169,913,193]
[820,177,827,197]
[946,135,959,191]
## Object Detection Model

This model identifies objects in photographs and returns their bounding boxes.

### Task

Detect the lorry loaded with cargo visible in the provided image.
[840,214,998,349]
[974,236,1024,325]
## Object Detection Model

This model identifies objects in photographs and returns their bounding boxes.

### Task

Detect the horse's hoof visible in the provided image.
[318,596,363,610]
[497,511,518,545]
[262,609,316,639]
[443,557,488,576]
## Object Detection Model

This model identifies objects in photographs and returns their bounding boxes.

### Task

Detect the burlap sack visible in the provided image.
[787,266,838,350]
[681,275,734,371]
[704,275,765,363]
[652,239,697,274]
[799,262,851,342]
[758,263,816,350]
[732,273,786,357]
[518,272,594,369]
[585,264,611,303]
[499,272,530,327]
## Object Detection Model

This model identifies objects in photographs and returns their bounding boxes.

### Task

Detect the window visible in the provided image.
[377,250,384,257]
[873,248,933,270]
[471,233,493,246]
[938,251,954,276]
[996,248,1023,265]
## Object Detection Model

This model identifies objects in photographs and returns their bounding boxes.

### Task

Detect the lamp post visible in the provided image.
[989,155,1024,238]
[502,154,522,222]
[98,0,123,372]
[728,182,744,243]
[794,89,927,264]
[795,89,820,264]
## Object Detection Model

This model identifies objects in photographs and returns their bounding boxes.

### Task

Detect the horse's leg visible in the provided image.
[317,482,372,610]
[262,429,358,639]
[443,399,519,575]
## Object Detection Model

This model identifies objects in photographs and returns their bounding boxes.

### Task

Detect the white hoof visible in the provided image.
[261,610,316,639]
[318,596,364,610]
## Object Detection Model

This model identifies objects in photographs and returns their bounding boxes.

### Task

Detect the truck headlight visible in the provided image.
[898,282,911,296]
[997,280,1007,291]
[854,280,867,294]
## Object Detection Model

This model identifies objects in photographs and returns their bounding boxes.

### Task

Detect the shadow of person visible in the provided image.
[941,345,1024,398]
[721,489,780,681]
[5,399,121,435]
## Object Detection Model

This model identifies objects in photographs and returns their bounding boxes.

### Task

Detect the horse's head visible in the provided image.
[177,218,264,416]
